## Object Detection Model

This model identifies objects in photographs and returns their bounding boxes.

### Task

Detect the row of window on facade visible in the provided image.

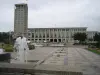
[16,5,27,9]
[28,38,73,42]
[16,9,25,12]
[15,13,25,16]
[16,12,27,15]
[29,29,86,32]
[15,22,24,24]
[15,19,24,22]
[28,33,73,38]
[15,11,27,16]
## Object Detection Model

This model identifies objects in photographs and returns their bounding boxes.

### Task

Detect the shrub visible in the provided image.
[28,44,35,50]
[4,44,13,52]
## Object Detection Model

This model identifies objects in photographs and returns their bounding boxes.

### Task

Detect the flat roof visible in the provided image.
[87,31,99,33]
[15,3,27,6]
[28,27,87,29]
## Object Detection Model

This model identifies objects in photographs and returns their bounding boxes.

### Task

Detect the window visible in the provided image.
[35,35,38,38]
[58,33,60,38]
[43,34,45,38]
[62,29,65,31]
[50,33,53,38]
[54,34,57,37]
[39,34,42,38]
[28,33,30,36]
[32,33,34,38]
[66,29,69,31]
[47,34,49,38]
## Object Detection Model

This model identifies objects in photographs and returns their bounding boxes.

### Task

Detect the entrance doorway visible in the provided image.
[54,39,57,42]
[50,39,53,42]
[58,39,61,42]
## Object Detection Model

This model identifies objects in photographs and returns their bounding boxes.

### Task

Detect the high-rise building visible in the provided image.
[14,3,28,38]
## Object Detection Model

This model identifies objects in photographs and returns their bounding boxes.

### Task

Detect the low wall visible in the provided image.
[0,63,83,75]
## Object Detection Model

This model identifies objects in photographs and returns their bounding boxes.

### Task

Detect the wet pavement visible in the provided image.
[9,47,100,75]
[11,47,60,64]
[34,47,100,75]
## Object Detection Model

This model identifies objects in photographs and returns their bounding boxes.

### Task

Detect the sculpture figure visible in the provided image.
[14,35,29,63]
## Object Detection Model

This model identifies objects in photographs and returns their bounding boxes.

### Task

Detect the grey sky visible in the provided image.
[0,0,100,32]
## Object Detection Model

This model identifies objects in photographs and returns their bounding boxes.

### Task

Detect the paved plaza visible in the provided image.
[10,47,100,75]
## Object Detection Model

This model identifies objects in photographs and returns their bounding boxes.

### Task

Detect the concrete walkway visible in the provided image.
[11,47,60,64]
[35,47,100,75]
[10,47,100,75]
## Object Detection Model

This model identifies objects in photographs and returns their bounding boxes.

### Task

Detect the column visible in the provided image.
[61,29,63,43]
[49,29,50,42]
[41,30,43,42]
[30,32,32,42]
[34,30,36,43]
[45,29,46,41]
[68,29,70,43]
[65,29,66,43]
[53,29,54,43]
[38,29,39,43]
[57,29,59,43]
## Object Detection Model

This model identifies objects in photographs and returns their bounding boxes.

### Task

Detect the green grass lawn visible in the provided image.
[0,45,2,48]
[0,44,3,48]
[0,44,13,52]
[87,48,100,55]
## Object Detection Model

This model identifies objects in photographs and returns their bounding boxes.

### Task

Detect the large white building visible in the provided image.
[28,27,87,44]
[13,3,99,44]
[14,3,28,38]
[87,31,99,39]
[86,31,99,43]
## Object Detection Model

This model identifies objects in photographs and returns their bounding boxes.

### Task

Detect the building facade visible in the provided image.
[28,27,87,44]
[14,3,28,38]
[87,31,99,39]
[86,31,100,43]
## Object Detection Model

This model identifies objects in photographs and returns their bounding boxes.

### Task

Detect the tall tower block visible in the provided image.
[14,3,28,38]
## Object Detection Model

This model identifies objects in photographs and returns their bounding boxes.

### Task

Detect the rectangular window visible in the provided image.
[28,33,31,36]
[47,34,49,38]
[32,33,34,38]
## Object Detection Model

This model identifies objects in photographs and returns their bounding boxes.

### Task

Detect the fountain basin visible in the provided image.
[0,53,11,63]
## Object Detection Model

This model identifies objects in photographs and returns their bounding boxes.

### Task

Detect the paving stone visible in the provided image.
[3,47,100,75]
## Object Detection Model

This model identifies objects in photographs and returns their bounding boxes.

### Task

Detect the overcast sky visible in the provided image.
[0,0,100,32]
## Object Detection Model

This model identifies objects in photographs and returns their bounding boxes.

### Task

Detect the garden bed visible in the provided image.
[86,48,100,55]
[0,44,13,52]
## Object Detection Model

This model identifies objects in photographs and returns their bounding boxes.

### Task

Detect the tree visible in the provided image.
[73,33,87,44]
[93,33,100,48]
[94,33,100,41]
[88,38,94,41]
[0,32,13,44]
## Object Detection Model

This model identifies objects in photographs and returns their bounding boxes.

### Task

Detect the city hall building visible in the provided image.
[28,27,87,44]
[13,3,99,44]
[14,3,28,38]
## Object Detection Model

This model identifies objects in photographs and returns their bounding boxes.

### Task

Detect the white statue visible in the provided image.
[14,35,29,63]
[14,37,21,59]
